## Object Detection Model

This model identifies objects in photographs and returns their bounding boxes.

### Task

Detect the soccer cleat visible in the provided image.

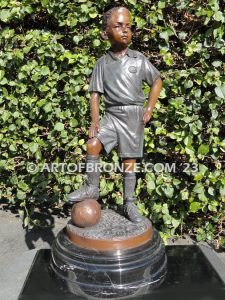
[67,182,99,203]
[123,198,144,223]
[67,155,100,204]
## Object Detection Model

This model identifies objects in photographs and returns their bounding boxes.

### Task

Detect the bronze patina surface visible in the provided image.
[71,199,101,228]
[67,209,152,251]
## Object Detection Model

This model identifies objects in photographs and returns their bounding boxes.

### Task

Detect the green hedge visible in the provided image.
[0,0,224,247]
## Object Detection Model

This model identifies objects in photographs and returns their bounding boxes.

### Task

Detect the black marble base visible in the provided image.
[19,246,225,300]
[50,228,166,299]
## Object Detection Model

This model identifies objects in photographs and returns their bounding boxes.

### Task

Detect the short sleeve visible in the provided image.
[88,59,104,94]
[142,56,161,86]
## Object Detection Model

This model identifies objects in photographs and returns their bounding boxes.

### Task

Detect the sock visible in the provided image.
[86,155,100,186]
[123,172,136,201]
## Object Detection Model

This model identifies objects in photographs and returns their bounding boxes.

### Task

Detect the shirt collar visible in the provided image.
[105,48,137,63]
[127,48,137,58]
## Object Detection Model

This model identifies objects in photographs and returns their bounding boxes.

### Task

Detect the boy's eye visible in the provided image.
[114,25,131,29]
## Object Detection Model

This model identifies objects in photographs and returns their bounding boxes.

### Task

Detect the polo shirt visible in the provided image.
[88,48,160,107]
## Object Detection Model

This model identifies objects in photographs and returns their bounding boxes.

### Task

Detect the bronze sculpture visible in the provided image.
[67,6,162,223]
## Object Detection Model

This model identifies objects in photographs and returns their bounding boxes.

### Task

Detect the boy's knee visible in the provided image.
[87,138,102,154]
[122,159,137,173]
[87,138,98,149]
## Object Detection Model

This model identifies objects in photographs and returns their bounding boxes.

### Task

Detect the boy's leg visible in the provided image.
[122,159,144,223]
[67,138,102,203]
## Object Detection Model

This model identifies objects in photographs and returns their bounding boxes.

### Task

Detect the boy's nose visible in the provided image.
[122,26,128,33]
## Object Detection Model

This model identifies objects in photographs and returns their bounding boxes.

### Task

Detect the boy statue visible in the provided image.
[68,7,162,223]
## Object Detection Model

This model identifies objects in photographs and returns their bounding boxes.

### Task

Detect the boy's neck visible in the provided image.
[110,45,129,58]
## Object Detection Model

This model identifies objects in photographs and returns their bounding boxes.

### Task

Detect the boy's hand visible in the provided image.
[89,122,100,138]
[143,77,163,125]
[143,108,152,125]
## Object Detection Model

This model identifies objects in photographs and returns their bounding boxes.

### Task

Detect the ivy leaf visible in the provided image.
[162,204,169,215]
[41,0,49,6]
[78,139,85,145]
[162,186,174,198]
[29,143,39,154]
[194,164,208,181]
[158,1,166,9]
[73,36,80,44]
[196,229,206,241]
[190,202,201,213]
[0,10,11,22]
[40,66,50,76]
[69,118,78,128]
[54,122,64,131]
[135,17,146,29]
[81,4,89,13]
[215,85,225,99]
[172,218,180,229]
[184,80,193,89]
[43,103,52,113]
[147,179,155,193]
[93,39,101,47]
[180,189,189,200]
[220,186,225,196]
[193,183,205,194]
[0,70,5,81]
[39,85,49,92]
[18,182,29,191]
[212,60,222,67]
[17,190,26,200]
[9,144,17,152]
[178,31,187,40]
[213,11,224,22]
[89,12,98,19]
[24,216,30,227]
[198,144,209,155]
[159,28,174,42]
[0,77,8,85]
[208,187,214,196]
[127,0,137,5]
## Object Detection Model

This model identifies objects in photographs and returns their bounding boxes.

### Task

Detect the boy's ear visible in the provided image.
[100,31,108,40]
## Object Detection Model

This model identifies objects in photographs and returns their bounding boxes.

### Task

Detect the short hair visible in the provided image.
[102,7,130,30]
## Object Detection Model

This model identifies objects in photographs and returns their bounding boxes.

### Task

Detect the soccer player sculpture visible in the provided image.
[50,7,167,299]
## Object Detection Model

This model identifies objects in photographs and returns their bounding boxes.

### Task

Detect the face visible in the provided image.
[106,8,132,47]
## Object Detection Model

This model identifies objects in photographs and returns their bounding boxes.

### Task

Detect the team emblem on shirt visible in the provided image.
[128,66,137,73]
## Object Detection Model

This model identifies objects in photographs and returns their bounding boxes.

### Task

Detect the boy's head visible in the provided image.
[101,7,132,47]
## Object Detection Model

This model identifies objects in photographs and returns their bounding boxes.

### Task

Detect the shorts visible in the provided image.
[95,105,145,158]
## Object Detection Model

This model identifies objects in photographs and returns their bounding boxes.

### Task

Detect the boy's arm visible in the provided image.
[143,77,163,125]
[89,92,101,138]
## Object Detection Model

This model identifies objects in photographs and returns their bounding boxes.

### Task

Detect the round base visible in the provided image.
[67,209,152,251]
[50,211,167,299]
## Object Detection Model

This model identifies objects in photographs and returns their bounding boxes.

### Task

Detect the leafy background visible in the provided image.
[0,0,224,248]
